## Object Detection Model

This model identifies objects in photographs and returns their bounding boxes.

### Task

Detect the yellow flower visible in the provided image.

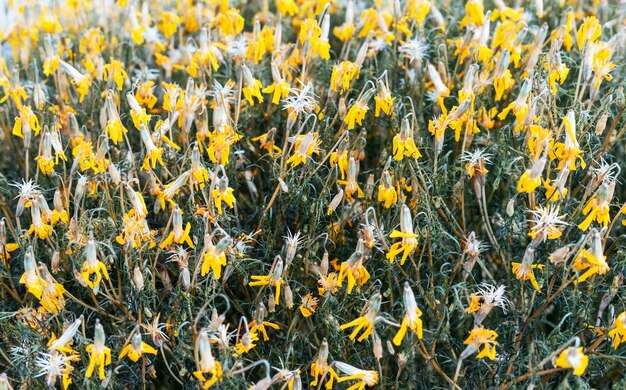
[310,340,339,389]
[13,105,41,139]
[393,282,423,345]
[337,156,364,200]
[528,205,568,241]
[212,174,236,215]
[340,293,381,342]
[578,181,614,231]
[555,347,588,376]
[386,205,419,265]
[249,304,280,342]
[193,330,223,388]
[249,256,285,306]
[242,64,263,106]
[337,245,370,295]
[81,235,110,292]
[334,361,379,389]
[162,82,184,112]
[344,89,372,130]
[85,322,112,380]
[462,327,498,360]
[104,94,128,145]
[160,206,195,249]
[252,129,282,156]
[517,156,547,193]
[158,11,180,38]
[103,57,127,90]
[377,170,398,208]
[550,111,585,171]
[299,294,319,317]
[512,262,543,291]
[330,61,359,93]
[201,236,231,280]
[119,331,157,362]
[19,246,47,300]
[135,81,158,109]
[286,132,321,167]
[608,312,626,349]
[276,0,298,16]
[39,265,66,314]
[573,229,609,283]
[374,78,394,117]
[263,61,290,104]
[460,0,485,29]
[576,16,601,51]
[393,117,422,160]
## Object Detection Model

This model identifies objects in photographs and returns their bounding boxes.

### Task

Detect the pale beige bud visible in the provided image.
[51,251,61,274]
[133,266,144,291]
[284,284,294,309]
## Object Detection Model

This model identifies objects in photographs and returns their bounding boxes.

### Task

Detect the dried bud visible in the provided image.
[133,266,144,291]
[284,284,294,309]
[51,251,61,274]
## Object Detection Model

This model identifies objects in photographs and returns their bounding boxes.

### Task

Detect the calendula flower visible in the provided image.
[119,329,157,362]
[299,294,318,317]
[234,321,259,355]
[608,312,626,349]
[578,180,614,231]
[12,105,41,139]
[60,61,92,102]
[462,149,491,179]
[252,128,282,155]
[249,303,279,342]
[573,229,609,283]
[337,156,364,200]
[334,361,379,389]
[340,293,381,342]
[393,117,422,161]
[493,51,514,101]
[242,63,263,106]
[550,110,585,171]
[555,346,588,376]
[39,264,66,314]
[103,57,127,90]
[286,131,321,167]
[344,89,373,130]
[337,241,370,294]
[212,171,236,215]
[193,329,223,388]
[104,93,128,145]
[528,205,568,241]
[263,61,290,104]
[393,282,423,345]
[160,205,195,249]
[85,321,111,380]
[19,246,46,300]
[498,78,531,133]
[250,256,285,306]
[461,327,498,360]
[377,170,398,208]
[517,155,547,194]
[201,235,231,280]
[512,261,544,291]
[331,61,359,93]
[81,234,110,293]
[386,205,419,265]
[0,219,18,268]
[158,11,180,38]
[310,339,338,389]
[576,16,601,51]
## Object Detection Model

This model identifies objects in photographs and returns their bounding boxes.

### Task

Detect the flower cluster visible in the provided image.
[1,0,626,389]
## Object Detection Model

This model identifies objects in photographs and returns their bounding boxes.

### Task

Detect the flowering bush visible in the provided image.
[1,0,626,389]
